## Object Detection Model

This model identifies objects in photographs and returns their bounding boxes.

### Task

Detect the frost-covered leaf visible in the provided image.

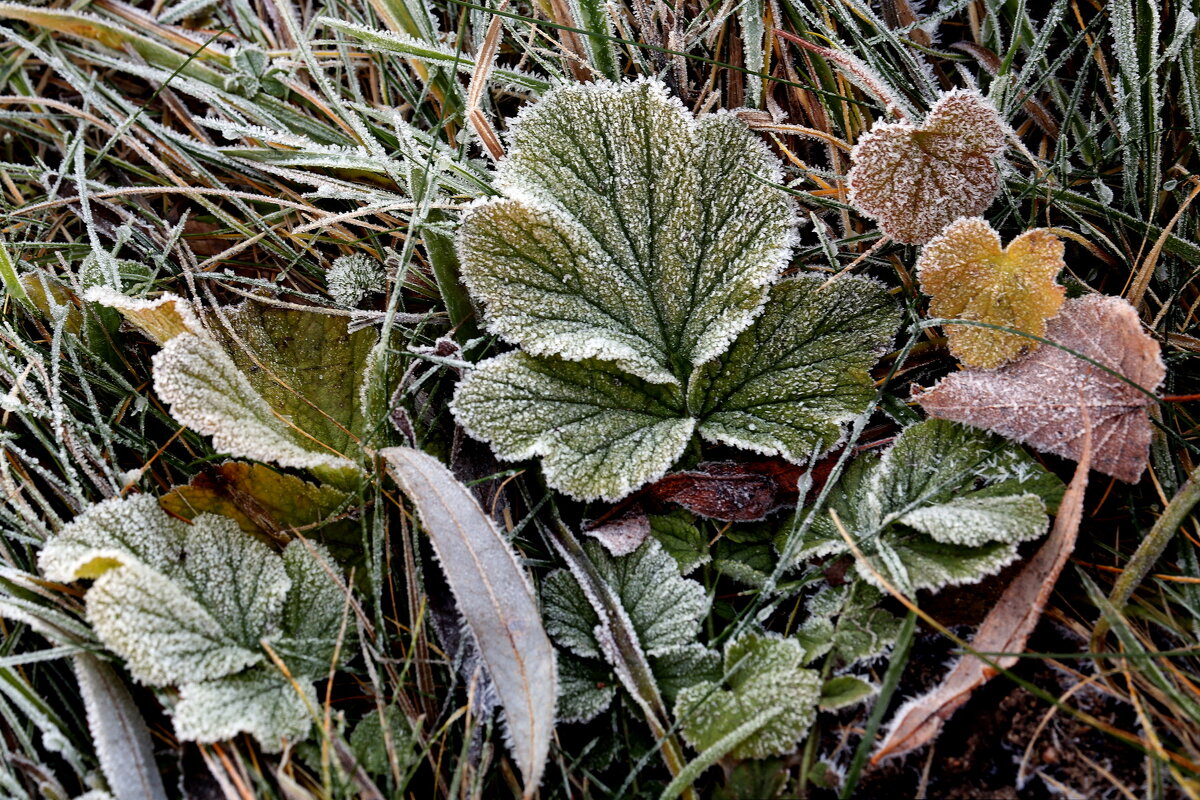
[326,253,385,307]
[794,420,1060,592]
[543,539,709,659]
[917,295,1165,482]
[797,581,901,667]
[458,78,795,386]
[650,643,722,703]
[40,494,186,581]
[350,706,418,777]
[453,352,696,501]
[160,462,349,537]
[85,287,202,344]
[649,513,710,575]
[153,333,356,472]
[275,540,348,674]
[73,654,168,800]
[676,633,821,759]
[381,447,555,793]
[848,89,1007,244]
[556,653,618,724]
[208,302,379,455]
[713,525,777,587]
[691,275,899,461]
[918,219,1066,368]
[173,668,316,752]
[454,277,897,501]
[84,513,289,686]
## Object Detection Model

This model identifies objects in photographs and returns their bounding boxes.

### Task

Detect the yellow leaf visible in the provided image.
[918,218,1065,368]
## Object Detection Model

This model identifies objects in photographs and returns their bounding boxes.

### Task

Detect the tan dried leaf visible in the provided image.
[848,89,1006,244]
[918,218,1066,368]
[916,295,1164,483]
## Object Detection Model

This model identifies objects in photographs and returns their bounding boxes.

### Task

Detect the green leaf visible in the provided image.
[208,302,380,453]
[676,633,821,760]
[172,668,315,752]
[152,333,356,473]
[793,419,1062,592]
[459,79,796,386]
[543,539,709,659]
[350,706,418,777]
[649,513,710,575]
[690,275,899,461]
[277,540,348,674]
[819,676,874,710]
[651,644,722,704]
[452,352,695,501]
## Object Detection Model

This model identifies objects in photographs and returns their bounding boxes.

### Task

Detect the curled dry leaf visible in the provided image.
[918,218,1066,368]
[848,89,1007,244]
[916,294,1164,483]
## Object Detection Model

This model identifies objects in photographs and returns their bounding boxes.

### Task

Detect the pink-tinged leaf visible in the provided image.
[847,89,1007,244]
[916,295,1164,483]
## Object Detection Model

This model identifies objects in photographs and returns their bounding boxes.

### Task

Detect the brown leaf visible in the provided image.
[872,423,1091,762]
[847,89,1006,244]
[916,294,1164,483]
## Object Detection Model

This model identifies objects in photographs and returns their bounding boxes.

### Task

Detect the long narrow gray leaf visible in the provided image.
[380,447,555,797]
[73,653,168,800]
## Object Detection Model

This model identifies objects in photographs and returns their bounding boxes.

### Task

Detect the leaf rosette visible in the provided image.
[451,79,900,501]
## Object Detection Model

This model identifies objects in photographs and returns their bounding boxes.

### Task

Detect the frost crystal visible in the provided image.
[39,496,348,750]
[848,89,1007,244]
[918,218,1065,368]
[794,419,1062,592]
[326,253,385,307]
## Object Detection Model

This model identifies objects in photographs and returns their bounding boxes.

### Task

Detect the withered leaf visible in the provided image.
[916,295,1164,483]
[848,89,1006,244]
[918,218,1065,368]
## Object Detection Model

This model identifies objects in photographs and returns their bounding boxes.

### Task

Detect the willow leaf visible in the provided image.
[381,447,555,795]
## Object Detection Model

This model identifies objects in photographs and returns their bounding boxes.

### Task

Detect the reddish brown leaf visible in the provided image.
[916,294,1164,483]
[873,411,1092,762]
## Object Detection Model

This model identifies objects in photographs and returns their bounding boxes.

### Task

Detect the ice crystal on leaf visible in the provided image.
[793,420,1062,593]
[848,89,1007,244]
[452,79,900,501]
[39,496,347,751]
[917,294,1165,483]
[542,539,718,722]
[675,633,821,760]
[918,219,1066,368]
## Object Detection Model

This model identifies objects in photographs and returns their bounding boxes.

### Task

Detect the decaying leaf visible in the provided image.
[86,287,203,344]
[381,447,555,796]
[675,633,821,760]
[917,294,1165,482]
[874,421,1092,762]
[39,496,348,751]
[791,420,1062,593]
[847,89,1007,244]
[918,218,1066,368]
